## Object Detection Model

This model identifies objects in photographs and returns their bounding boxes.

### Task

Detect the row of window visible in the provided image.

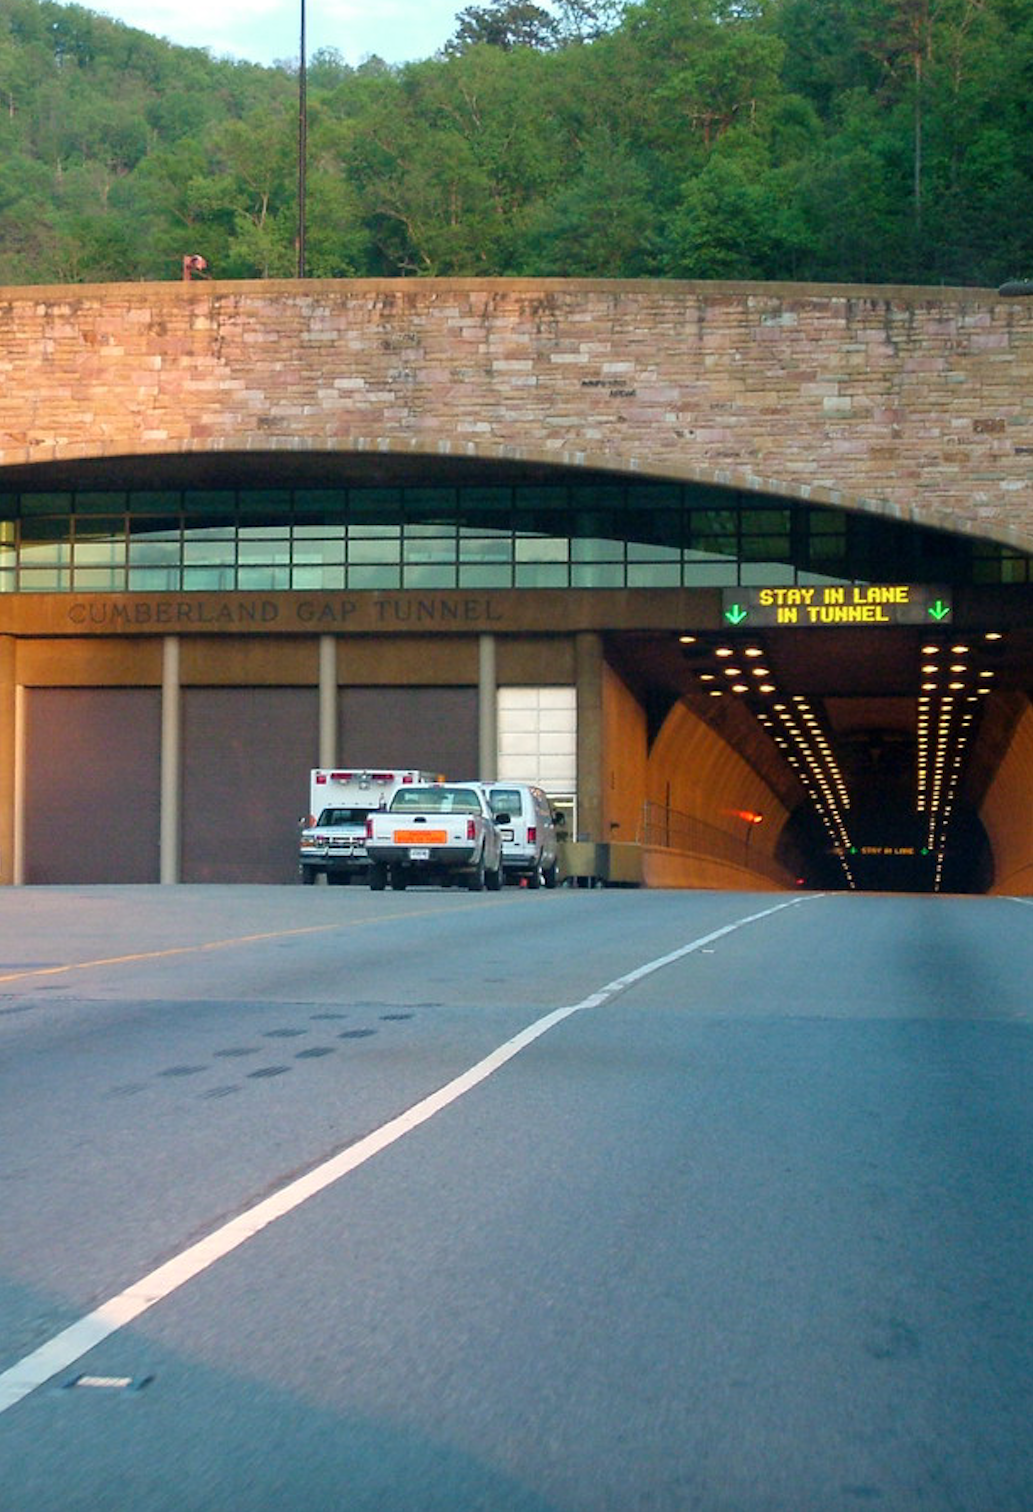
[0,484,1028,590]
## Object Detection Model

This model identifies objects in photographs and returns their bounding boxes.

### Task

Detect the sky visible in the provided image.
[90,0,469,69]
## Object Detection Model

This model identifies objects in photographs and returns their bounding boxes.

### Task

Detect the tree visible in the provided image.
[444,1,561,54]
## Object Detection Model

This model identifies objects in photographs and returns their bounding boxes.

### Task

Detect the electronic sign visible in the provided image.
[721,584,951,628]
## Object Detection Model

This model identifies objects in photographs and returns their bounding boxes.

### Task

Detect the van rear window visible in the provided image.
[489,790,523,815]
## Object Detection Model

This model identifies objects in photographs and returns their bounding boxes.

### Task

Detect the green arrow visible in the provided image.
[927,599,951,621]
[724,604,749,626]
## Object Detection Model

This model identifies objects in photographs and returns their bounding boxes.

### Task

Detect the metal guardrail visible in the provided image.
[638,801,792,887]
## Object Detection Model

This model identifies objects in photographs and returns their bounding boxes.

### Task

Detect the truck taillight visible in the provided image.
[331,771,353,782]
[369,772,393,783]
[467,819,476,841]
[315,773,328,785]
[402,774,414,783]
[366,817,375,839]
[527,826,537,844]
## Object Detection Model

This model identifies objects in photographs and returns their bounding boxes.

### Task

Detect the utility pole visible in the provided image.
[297,0,307,278]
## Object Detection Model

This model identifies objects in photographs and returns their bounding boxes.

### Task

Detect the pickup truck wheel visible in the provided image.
[390,869,407,891]
[300,867,317,886]
[369,862,387,891]
[486,856,503,891]
[467,856,486,892]
[543,860,559,889]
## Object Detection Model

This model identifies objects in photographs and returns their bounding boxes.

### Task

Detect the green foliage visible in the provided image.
[0,0,1029,286]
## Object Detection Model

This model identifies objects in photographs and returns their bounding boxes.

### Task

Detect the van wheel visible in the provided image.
[467,857,486,892]
[527,863,543,889]
[369,862,387,891]
[543,860,559,889]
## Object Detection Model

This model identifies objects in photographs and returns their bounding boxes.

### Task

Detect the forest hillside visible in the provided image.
[0,0,1029,287]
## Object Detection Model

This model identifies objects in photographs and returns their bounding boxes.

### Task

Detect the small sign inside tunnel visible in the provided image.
[722,584,951,627]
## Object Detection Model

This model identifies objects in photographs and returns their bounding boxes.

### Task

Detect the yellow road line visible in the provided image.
[0,897,516,986]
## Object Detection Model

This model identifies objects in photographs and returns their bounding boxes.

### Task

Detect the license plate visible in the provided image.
[408,847,430,860]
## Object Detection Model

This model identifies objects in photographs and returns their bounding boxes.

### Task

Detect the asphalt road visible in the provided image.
[1,884,1032,1511]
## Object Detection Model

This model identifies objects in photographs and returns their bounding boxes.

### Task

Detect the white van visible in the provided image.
[478,782,560,888]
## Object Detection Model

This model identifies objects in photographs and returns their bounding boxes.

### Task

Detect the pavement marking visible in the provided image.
[0,898,517,986]
[0,893,813,1415]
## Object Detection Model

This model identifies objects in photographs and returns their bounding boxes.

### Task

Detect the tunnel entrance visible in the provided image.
[608,595,1033,894]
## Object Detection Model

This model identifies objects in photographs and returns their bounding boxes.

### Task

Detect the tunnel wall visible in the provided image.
[980,697,1033,895]
[643,701,791,890]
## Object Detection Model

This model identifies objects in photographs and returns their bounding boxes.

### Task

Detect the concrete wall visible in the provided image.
[0,277,1032,549]
[981,698,1033,894]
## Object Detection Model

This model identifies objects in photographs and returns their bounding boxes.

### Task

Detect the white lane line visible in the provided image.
[0,893,813,1415]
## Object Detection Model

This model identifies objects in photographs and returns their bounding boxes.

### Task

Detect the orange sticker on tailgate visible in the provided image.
[393,828,449,844]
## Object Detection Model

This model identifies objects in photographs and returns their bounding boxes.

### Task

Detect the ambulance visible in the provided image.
[299,769,440,884]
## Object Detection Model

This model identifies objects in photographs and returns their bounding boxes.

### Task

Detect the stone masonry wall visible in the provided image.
[1,276,1032,549]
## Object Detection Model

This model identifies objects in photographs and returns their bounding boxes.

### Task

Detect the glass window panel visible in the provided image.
[349,524,399,539]
[348,537,400,564]
[350,489,401,522]
[238,538,291,563]
[20,538,70,565]
[515,564,568,587]
[572,563,624,587]
[183,490,236,516]
[0,569,15,592]
[0,495,18,520]
[572,538,622,563]
[129,540,181,566]
[406,523,456,537]
[294,525,347,541]
[293,540,346,566]
[682,561,738,586]
[808,508,847,536]
[571,512,623,542]
[294,489,346,520]
[183,567,236,590]
[459,487,511,512]
[187,525,234,541]
[740,507,791,530]
[460,537,512,564]
[515,537,568,563]
[130,491,181,514]
[627,542,680,562]
[347,564,402,589]
[21,493,71,515]
[73,567,126,591]
[741,562,795,585]
[690,534,739,557]
[685,544,736,562]
[128,566,181,590]
[239,524,291,541]
[238,566,291,590]
[514,487,568,510]
[405,488,457,516]
[75,492,127,514]
[19,566,70,589]
[21,517,70,545]
[291,565,346,590]
[741,534,790,562]
[689,508,737,533]
[74,519,124,547]
[74,539,125,567]
[129,518,180,539]
[402,564,457,588]
[459,564,512,588]
[628,563,681,587]
[238,490,290,515]
[403,537,454,564]
[183,539,236,565]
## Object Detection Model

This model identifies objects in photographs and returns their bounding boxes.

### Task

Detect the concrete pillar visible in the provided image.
[0,638,14,885]
[12,682,24,885]
[160,635,181,885]
[319,635,337,768]
[575,631,604,843]
[478,633,497,781]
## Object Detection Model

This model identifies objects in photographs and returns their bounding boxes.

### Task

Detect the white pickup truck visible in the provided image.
[299,768,438,885]
[365,783,507,892]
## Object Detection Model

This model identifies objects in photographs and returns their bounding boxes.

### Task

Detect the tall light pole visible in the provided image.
[297,0,307,277]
